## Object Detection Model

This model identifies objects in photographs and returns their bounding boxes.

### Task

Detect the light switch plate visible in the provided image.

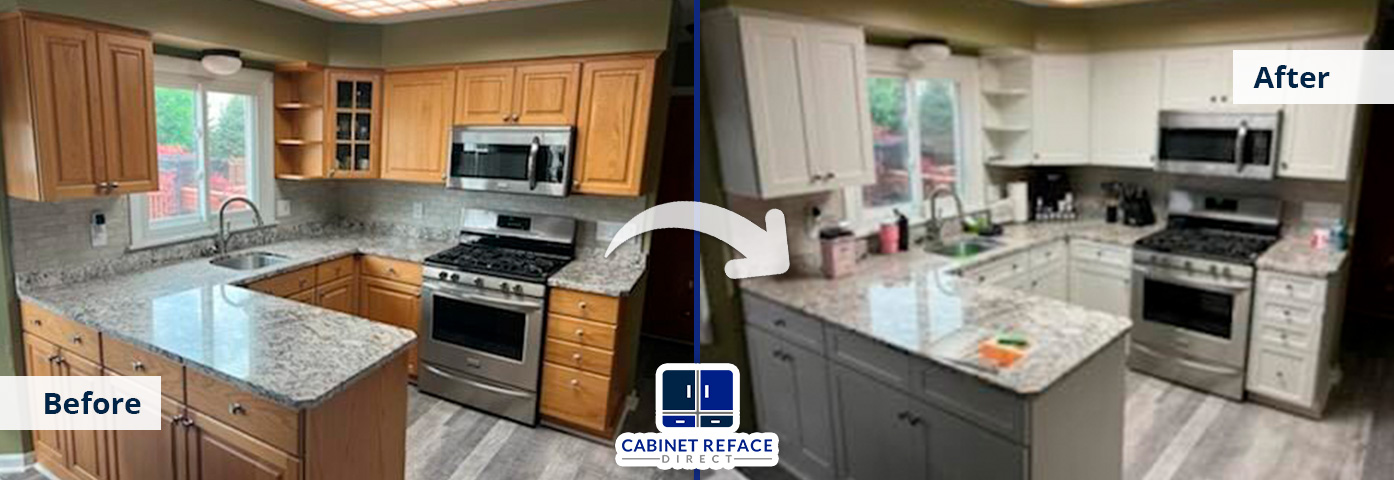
[90,211,107,247]
[412,202,425,220]
[277,200,292,218]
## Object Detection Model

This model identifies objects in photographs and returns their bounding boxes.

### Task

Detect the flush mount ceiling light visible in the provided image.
[1009,0,1165,7]
[303,0,492,18]
[901,39,951,69]
[200,49,243,76]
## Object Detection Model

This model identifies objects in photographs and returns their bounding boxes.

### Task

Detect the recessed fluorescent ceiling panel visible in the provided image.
[257,0,584,23]
[1011,0,1165,7]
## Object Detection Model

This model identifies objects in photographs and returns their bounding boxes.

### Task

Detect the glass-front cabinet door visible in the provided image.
[326,70,380,178]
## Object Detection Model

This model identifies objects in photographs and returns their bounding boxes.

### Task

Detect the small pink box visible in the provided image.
[879,223,900,254]
[822,235,859,278]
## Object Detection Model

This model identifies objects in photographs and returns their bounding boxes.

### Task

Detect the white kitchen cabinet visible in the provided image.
[1162,42,1284,112]
[703,9,873,199]
[1279,36,1364,181]
[1068,240,1133,318]
[1031,54,1090,166]
[1246,269,1347,417]
[1090,51,1163,169]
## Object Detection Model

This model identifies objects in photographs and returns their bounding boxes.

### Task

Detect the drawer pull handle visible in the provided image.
[70,334,83,344]
[574,329,585,337]
[47,354,62,364]
[387,267,398,276]
[32,319,42,327]
[773,319,787,327]
[578,301,588,310]
[571,353,582,362]
[132,361,146,372]
[229,403,246,416]
[170,414,186,426]
[569,379,580,388]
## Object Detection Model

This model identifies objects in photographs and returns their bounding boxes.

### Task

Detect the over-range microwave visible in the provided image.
[1157,111,1281,180]
[448,126,575,196]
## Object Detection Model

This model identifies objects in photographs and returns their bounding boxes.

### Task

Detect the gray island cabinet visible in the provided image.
[742,257,1129,480]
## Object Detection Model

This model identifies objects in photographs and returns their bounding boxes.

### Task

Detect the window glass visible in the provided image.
[918,79,959,199]
[152,86,200,223]
[206,91,253,213]
[864,76,910,208]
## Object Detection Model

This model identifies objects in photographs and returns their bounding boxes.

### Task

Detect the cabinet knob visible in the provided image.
[826,172,836,180]
[574,328,585,337]
[1281,162,1290,170]
[70,334,83,344]
[1220,95,1228,103]
[47,354,62,364]
[578,301,587,310]
[503,114,512,122]
[1210,96,1217,103]
[773,319,787,328]
[387,267,398,276]
[32,318,42,327]
[228,403,246,416]
[170,414,185,426]
[569,379,580,388]
[571,353,582,362]
[132,361,146,372]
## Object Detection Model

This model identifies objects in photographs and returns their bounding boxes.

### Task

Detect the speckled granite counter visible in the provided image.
[1257,236,1350,278]
[550,248,647,297]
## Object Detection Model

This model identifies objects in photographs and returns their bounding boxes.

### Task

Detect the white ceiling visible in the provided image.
[254,0,587,24]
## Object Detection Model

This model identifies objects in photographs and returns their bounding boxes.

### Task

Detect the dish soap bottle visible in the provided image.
[895,209,910,252]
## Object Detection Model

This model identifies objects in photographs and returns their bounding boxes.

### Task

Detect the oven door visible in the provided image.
[448,127,573,196]
[1130,263,1253,368]
[1158,111,1278,180]
[420,280,545,389]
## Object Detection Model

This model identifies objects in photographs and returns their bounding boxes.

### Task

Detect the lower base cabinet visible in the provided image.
[746,328,837,480]
[186,409,302,480]
[1068,261,1132,318]
[109,392,182,480]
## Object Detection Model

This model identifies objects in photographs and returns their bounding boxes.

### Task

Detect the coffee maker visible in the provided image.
[1028,169,1073,221]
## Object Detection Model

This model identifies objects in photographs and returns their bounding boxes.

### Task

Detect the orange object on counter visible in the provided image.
[978,339,1029,368]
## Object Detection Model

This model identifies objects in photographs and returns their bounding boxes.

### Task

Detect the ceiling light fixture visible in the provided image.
[901,39,951,69]
[200,49,243,76]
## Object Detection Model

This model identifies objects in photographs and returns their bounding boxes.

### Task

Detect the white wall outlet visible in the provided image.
[90,211,108,247]
[412,202,425,220]
[276,200,292,218]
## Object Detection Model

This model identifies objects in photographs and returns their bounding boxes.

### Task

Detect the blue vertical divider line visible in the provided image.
[692,1,702,479]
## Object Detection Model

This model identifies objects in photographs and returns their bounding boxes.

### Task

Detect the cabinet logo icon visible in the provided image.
[614,363,779,470]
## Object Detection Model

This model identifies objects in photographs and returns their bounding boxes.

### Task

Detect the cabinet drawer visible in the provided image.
[961,251,1029,286]
[549,288,621,324]
[1030,240,1067,268]
[913,357,1028,443]
[20,301,101,363]
[315,256,355,284]
[1254,324,1314,353]
[1247,345,1311,403]
[245,267,316,298]
[544,338,614,376]
[1070,240,1131,269]
[102,336,185,401]
[546,313,617,350]
[186,370,300,455]
[360,255,422,285]
[1259,272,1325,303]
[826,328,911,389]
[540,363,611,432]
[742,293,825,352]
[1255,300,1319,334]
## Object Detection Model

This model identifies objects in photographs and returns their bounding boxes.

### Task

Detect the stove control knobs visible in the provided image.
[1208,265,1218,275]
[1222,267,1232,277]
[438,271,449,280]
[449,273,460,282]
[1184,260,1193,270]
[513,285,523,294]
[473,278,485,288]
[499,281,510,292]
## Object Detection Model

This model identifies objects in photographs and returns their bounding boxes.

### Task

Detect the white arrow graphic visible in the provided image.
[605,201,789,279]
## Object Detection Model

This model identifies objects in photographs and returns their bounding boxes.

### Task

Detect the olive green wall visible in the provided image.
[709,0,1038,49]
[1048,0,1378,51]
[0,126,29,458]
[328,23,383,68]
[378,0,670,66]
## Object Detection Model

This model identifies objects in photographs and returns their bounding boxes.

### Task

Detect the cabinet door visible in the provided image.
[23,334,67,467]
[832,365,921,480]
[1032,54,1091,165]
[326,71,382,179]
[360,277,420,377]
[803,23,872,189]
[1069,262,1133,318]
[915,401,1027,480]
[738,16,818,198]
[315,275,358,315]
[1280,37,1363,181]
[187,411,301,480]
[1162,48,1229,110]
[381,69,456,183]
[111,395,182,480]
[573,57,655,196]
[454,66,514,125]
[96,32,157,194]
[25,18,107,200]
[514,62,581,125]
[1091,52,1162,169]
[63,353,111,480]
[1029,263,1069,302]
[746,328,837,480]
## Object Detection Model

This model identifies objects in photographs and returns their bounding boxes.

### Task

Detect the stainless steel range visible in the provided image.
[1129,190,1281,400]
[418,209,576,425]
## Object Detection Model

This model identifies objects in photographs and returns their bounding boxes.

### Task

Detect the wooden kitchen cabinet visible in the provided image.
[273,66,382,180]
[23,334,68,471]
[360,275,420,378]
[0,12,157,201]
[572,56,659,196]
[316,275,358,314]
[455,62,580,125]
[22,333,110,480]
[109,393,183,480]
[381,69,456,183]
[185,409,301,480]
[539,285,645,437]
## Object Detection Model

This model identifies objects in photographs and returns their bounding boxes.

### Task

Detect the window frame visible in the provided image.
[845,46,984,231]
[130,56,276,250]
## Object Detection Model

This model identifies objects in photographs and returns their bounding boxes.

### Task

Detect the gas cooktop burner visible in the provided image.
[425,243,570,283]
[1135,228,1278,264]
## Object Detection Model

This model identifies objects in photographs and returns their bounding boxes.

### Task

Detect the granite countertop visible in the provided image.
[743,220,1157,396]
[18,233,646,408]
[1256,236,1350,277]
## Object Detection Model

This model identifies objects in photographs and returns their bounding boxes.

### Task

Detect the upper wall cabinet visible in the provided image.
[274,65,383,180]
[381,69,456,183]
[1161,42,1284,112]
[1279,36,1364,181]
[455,62,581,126]
[0,12,157,201]
[1090,51,1163,169]
[573,55,661,196]
[1031,54,1090,166]
[703,9,874,199]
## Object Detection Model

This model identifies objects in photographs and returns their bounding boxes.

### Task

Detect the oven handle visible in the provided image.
[1132,265,1251,294]
[1234,120,1249,173]
[422,364,534,398]
[527,136,540,191]
[424,282,544,312]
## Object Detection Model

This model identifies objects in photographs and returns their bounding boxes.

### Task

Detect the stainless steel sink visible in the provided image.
[927,238,1001,259]
[210,252,290,270]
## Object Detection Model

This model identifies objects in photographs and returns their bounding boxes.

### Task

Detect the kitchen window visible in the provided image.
[130,56,275,249]
[847,48,983,228]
